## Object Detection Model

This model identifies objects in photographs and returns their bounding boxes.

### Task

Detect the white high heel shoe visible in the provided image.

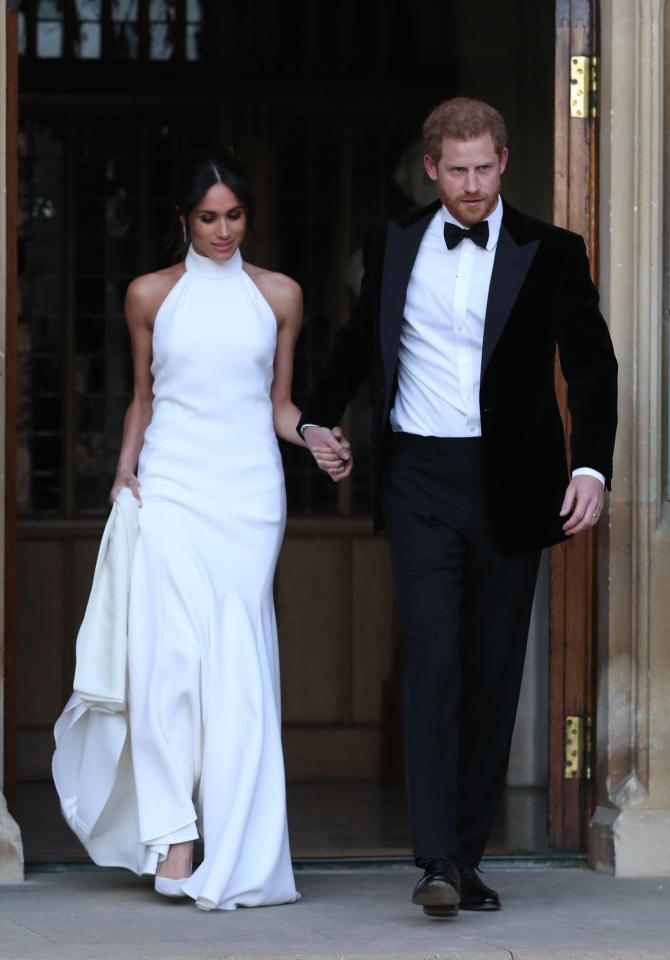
[154,849,193,899]
[154,873,189,898]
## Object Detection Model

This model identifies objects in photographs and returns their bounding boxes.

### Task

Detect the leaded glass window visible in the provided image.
[18,120,67,512]
[36,0,64,58]
[19,0,207,60]
[18,112,218,516]
[74,0,102,58]
[73,118,140,510]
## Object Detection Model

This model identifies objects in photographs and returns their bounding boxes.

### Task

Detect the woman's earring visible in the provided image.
[182,222,188,244]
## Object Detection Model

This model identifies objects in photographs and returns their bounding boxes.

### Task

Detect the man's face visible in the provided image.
[424,133,508,226]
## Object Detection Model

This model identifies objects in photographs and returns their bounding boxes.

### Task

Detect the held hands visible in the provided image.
[304,425,353,483]
[560,475,604,536]
[109,468,143,506]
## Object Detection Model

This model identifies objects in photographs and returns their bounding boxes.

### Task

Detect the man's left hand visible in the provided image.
[560,475,605,536]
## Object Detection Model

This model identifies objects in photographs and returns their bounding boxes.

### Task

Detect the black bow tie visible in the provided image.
[443,219,489,250]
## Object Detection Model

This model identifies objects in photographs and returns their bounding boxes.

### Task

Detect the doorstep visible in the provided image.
[1,863,668,960]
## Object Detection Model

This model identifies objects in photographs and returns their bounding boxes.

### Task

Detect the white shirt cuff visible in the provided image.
[572,467,605,486]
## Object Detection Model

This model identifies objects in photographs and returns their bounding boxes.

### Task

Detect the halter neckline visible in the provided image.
[185,244,243,278]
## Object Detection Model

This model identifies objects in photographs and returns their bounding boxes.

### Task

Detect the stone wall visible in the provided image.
[590,0,670,877]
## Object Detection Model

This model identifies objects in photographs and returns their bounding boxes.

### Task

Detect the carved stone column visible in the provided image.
[590,0,670,876]
[0,3,24,884]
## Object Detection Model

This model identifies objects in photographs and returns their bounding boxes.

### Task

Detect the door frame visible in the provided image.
[2,0,602,852]
[549,0,599,851]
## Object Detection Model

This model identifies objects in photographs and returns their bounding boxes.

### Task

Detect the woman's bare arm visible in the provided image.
[249,265,352,478]
[109,269,181,503]
[267,274,308,446]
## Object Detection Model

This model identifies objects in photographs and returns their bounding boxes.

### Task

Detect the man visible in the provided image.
[298,98,617,918]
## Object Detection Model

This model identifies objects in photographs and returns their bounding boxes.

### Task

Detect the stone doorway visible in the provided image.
[5,0,574,866]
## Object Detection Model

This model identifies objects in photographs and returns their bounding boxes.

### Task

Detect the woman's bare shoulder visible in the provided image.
[126,263,185,304]
[125,263,185,327]
[244,263,302,307]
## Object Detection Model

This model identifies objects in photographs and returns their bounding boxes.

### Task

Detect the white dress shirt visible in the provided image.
[390,198,502,438]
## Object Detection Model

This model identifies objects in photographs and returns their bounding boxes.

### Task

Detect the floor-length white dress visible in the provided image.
[53,244,299,911]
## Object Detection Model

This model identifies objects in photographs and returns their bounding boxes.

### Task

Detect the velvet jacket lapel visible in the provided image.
[481,203,540,377]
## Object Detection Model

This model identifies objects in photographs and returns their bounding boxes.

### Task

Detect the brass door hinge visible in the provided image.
[570,55,598,119]
[564,715,594,780]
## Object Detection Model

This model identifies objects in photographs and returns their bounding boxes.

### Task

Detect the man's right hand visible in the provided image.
[303,425,353,482]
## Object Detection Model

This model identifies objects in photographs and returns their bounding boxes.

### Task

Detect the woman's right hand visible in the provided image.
[109,469,143,506]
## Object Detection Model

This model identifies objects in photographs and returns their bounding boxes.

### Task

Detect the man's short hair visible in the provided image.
[422,97,507,160]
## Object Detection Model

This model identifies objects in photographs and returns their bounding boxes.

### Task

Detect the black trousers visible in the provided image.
[380,433,541,866]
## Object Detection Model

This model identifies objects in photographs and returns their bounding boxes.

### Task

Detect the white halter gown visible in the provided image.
[53,244,299,911]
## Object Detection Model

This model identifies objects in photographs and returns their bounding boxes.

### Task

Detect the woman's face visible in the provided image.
[185,182,247,262]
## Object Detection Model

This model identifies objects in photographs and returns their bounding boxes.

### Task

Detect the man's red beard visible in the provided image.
[453,194,495,224]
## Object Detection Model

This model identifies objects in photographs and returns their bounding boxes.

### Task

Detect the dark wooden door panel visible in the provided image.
[16,519,397,782]
[550,0,599,851]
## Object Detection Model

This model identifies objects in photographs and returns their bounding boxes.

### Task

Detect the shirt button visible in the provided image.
[469,426,476,433]
[457,325,463,331]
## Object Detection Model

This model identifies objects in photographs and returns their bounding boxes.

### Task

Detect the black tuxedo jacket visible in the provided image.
[299,199,618,552]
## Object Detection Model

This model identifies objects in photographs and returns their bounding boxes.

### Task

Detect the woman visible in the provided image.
[53,152,342,910]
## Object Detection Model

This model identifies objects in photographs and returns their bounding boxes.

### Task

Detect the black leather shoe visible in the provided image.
[457,863,501,911]
[411,858,461,918]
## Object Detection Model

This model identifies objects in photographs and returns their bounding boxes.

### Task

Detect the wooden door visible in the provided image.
[549,0,599,850]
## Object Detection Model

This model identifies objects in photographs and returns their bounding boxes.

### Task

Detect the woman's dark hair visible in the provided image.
[175,149,254,223]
